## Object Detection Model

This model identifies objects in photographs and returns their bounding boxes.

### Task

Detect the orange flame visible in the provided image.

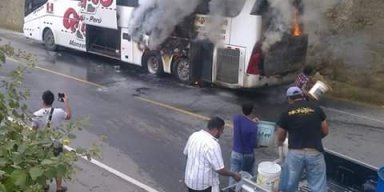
[292,8,302,37]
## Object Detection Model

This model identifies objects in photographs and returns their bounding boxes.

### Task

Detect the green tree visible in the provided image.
[0,38,99,192]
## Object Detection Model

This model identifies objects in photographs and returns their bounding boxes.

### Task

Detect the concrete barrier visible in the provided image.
[0,0,24,31]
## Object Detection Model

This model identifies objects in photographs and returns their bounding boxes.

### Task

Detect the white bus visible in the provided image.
[23,0,308,88]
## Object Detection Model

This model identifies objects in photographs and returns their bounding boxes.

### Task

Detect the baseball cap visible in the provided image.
[286,86,303,97]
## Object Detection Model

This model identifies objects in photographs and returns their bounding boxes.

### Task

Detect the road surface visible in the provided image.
[1,29,383,191]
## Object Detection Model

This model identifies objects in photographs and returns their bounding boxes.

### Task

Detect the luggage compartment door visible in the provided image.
[121,28,134,63]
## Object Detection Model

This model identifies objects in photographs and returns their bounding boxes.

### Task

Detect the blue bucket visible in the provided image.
[257,121,276,147]
[377,167,384,192]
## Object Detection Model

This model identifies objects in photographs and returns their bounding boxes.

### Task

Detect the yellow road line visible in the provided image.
[6,57,104,88]
[34,65,104,88]
[8,57,233,128]
[136,97,233,128]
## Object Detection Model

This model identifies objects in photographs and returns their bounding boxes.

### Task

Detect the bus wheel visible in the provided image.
[43,29,57,51]
[143,52,164,76]
[174,58,191,84]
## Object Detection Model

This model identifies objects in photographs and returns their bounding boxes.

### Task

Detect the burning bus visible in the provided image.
[23,0,308,89]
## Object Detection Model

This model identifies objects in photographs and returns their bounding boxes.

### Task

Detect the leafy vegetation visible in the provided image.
[0,39,99,192]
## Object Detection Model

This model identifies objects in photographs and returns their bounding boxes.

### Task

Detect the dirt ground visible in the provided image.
[0,0,383,105]
[0,0,24,31]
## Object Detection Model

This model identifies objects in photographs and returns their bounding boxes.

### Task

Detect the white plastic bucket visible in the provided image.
[257,121,276,147]
[308,80,329,100]
[256,161,281,192]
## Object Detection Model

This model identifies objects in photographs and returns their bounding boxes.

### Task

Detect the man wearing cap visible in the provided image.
[276,86,329,192]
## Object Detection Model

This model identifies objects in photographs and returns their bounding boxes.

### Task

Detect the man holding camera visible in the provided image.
[32,90,71,192]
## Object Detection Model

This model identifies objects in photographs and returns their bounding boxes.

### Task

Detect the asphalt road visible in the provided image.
[1,29,384,191]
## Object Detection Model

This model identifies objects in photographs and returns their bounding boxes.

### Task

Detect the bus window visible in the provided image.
[195,0,210,14]
[117,0,138,7]
[195,0,246,17]
[251,0,303,15]
[25,0,48,16]
[250,0,269,15]
[225,0,246,17]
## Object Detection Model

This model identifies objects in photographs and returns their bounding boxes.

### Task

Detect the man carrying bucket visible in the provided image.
[276,86,329,192]
[228,104,259,187]
[295,65,315,98]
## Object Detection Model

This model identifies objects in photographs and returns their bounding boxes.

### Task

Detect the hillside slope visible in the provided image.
[306,0,384,105]
[0,0,24,31]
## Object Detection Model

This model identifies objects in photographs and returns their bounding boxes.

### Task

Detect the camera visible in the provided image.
[58,93,65,102]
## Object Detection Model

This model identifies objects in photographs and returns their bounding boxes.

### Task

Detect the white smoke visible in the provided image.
[202,0,247,45]
[261,0,292,51]
[128,0,201,49]
[128,0,249,49]
[302,0,373,67]
[301,0,341,44]
[128,0,343,53]
[199,0,225,45]
[127,0,156,42]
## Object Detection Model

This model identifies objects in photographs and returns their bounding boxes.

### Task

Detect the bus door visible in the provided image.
[82,0,120,58]
[80,0,118,29]
[120,29,134,63]
[190,40,214,83]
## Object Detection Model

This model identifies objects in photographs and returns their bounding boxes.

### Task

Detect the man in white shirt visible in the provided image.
[32,91,71,130]
[32,90,71,192]
[184,117,241,192]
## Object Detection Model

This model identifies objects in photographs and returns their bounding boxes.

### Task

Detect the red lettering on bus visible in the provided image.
[46,3,54,13]
[90,0,113,7]
[79,0,87,8]
[100,0,113,7]
[92,0,99,5]
[63,8,80,32]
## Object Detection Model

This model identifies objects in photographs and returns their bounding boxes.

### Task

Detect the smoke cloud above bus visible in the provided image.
[257,0,339,51]
[128,0,200,49]
[127,0,339,51]
[127,0,246,49]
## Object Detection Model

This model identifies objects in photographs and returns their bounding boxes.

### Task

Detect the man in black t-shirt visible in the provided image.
[277,86,329,192]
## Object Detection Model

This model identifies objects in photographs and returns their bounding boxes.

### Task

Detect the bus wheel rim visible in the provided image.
[147,57,159,74]
[45,31,54,47]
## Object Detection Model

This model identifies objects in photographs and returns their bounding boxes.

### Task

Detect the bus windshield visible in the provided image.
[25,0,48,16]
[117,0,138,7]
[250,0,268,15]
[195,0,246,17]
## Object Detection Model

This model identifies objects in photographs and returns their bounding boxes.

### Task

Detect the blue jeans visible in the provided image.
[228,151,255,186]
[279,150,327,192]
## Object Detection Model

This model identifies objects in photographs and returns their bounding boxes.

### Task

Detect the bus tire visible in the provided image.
[173,57,192,84]
[43,28,57,51]
[142,51,164,76]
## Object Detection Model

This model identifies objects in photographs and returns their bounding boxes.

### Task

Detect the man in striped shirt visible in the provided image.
[295,65,315,94]
[184,117,241,192]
